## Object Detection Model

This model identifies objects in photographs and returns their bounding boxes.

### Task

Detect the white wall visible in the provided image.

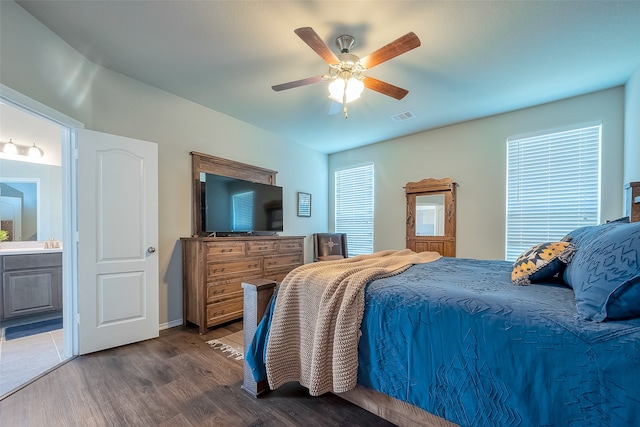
[329,88,625,260]
[90,68,328,324]
[0,2,94,126]
[625,65,640,184]
[0,1,328,326]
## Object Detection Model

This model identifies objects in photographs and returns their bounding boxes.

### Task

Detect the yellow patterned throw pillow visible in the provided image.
[511,242,575,286]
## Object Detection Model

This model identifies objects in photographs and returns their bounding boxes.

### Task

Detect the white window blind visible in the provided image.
[232,191,254,231]
[335,164,374,256]
[506,124,601,261]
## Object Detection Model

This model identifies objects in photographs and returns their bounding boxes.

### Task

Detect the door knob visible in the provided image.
[147,247,156,254]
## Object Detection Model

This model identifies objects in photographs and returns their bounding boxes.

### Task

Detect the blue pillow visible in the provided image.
[561,222,620,249]
[564,222,640,321]
[561,225,593,244]
[607,216,631,224]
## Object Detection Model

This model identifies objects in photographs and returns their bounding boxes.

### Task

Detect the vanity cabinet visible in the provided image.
[181,236,303,333]
[0,252,63,320]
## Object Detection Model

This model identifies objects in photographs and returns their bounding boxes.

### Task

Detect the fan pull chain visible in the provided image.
[343,89,349,119]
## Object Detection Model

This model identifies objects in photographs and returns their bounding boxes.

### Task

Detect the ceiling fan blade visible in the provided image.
[363,77,409,100]
[294,27,340,65]
[272,75,325,92]
[359,32,421,69]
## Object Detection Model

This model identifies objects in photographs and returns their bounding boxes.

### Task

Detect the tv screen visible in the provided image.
[201,173,283,235]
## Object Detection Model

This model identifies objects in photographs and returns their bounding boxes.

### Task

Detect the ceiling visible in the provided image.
[15,1,640,154]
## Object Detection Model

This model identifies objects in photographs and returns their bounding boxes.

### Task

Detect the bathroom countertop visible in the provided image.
[0,247,63,255]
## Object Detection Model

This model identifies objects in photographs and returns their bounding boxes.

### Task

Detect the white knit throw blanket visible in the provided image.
[265,249,441,396]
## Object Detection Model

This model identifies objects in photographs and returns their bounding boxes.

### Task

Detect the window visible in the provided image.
[335,164,374,256]
[232,191,253,231]
[506,124,601,261]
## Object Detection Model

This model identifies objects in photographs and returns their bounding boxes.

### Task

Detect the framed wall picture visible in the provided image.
[297,192,311,217]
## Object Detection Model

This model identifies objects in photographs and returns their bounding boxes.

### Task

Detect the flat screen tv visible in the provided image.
[201,173,283,235]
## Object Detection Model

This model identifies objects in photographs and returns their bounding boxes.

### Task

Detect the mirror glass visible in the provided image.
[0,162,62,241]
[0,181,38,241]
[415,194,445,236]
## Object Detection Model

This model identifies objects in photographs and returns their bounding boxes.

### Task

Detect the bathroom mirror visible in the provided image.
[405,178,457,257]
[0,181,38,241]
[0,160,62,242]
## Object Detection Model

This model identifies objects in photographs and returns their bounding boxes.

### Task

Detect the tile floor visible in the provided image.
[0,316,67,397]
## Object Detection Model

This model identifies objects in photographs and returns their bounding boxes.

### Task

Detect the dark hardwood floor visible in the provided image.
[0,321,394,426]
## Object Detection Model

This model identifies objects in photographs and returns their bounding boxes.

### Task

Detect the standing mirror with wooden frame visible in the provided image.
[405,178,457,257]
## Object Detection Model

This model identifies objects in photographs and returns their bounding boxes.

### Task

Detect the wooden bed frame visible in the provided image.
[241,182,640,427]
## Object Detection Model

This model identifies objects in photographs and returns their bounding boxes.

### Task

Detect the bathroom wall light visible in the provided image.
[28,143,43,158]
[1,139,45,158]
[3,138,17,155]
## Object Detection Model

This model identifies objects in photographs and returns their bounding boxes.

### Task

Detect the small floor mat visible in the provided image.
[4,317,63,341]
[206,330,244,360]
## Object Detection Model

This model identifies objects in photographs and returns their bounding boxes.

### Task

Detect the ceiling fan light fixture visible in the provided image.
[274,27,420,116]
[335,35,355,53]
[328,74,364,104]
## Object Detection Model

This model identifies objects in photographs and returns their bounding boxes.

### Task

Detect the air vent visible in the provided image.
[390,111,416,122]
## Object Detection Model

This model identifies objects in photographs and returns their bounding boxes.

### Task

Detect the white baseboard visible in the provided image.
[159,318,183,330]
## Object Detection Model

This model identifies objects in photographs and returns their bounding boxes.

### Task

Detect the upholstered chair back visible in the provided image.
[313,233,348,262]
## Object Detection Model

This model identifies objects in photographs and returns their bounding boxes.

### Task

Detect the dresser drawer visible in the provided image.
[205,241,246,259]
[247,240,278,255]
[207,276,260,303]
[207,297,243,326]
[264,253,303,271]
[278,239,303,253]
[182,236,303,333]
[264,269,293,284]
[207,258,262,278]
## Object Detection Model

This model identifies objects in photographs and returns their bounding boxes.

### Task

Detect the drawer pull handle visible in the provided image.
[213,268,226,273]
[213,310,226,317]
[213,289,225,295]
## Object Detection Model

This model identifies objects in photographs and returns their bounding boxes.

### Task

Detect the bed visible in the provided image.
[242,188,640,427]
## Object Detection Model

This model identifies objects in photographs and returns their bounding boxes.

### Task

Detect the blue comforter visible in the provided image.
[247,257,640,427]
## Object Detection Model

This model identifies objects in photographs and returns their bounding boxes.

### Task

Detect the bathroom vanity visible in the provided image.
[0,250,63,320]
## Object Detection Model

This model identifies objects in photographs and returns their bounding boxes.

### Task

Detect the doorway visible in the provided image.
[0,94,77,398]
[1,85,160,397]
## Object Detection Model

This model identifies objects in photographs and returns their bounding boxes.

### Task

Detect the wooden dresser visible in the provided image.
[181,235,304,333]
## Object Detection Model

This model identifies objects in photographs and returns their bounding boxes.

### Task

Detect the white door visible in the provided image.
[77,129,158,354]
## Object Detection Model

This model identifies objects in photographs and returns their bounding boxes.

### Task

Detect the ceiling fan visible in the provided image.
[272,27,421,118]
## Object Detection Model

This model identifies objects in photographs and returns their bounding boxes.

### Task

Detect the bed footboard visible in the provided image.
[241,278,276,397]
